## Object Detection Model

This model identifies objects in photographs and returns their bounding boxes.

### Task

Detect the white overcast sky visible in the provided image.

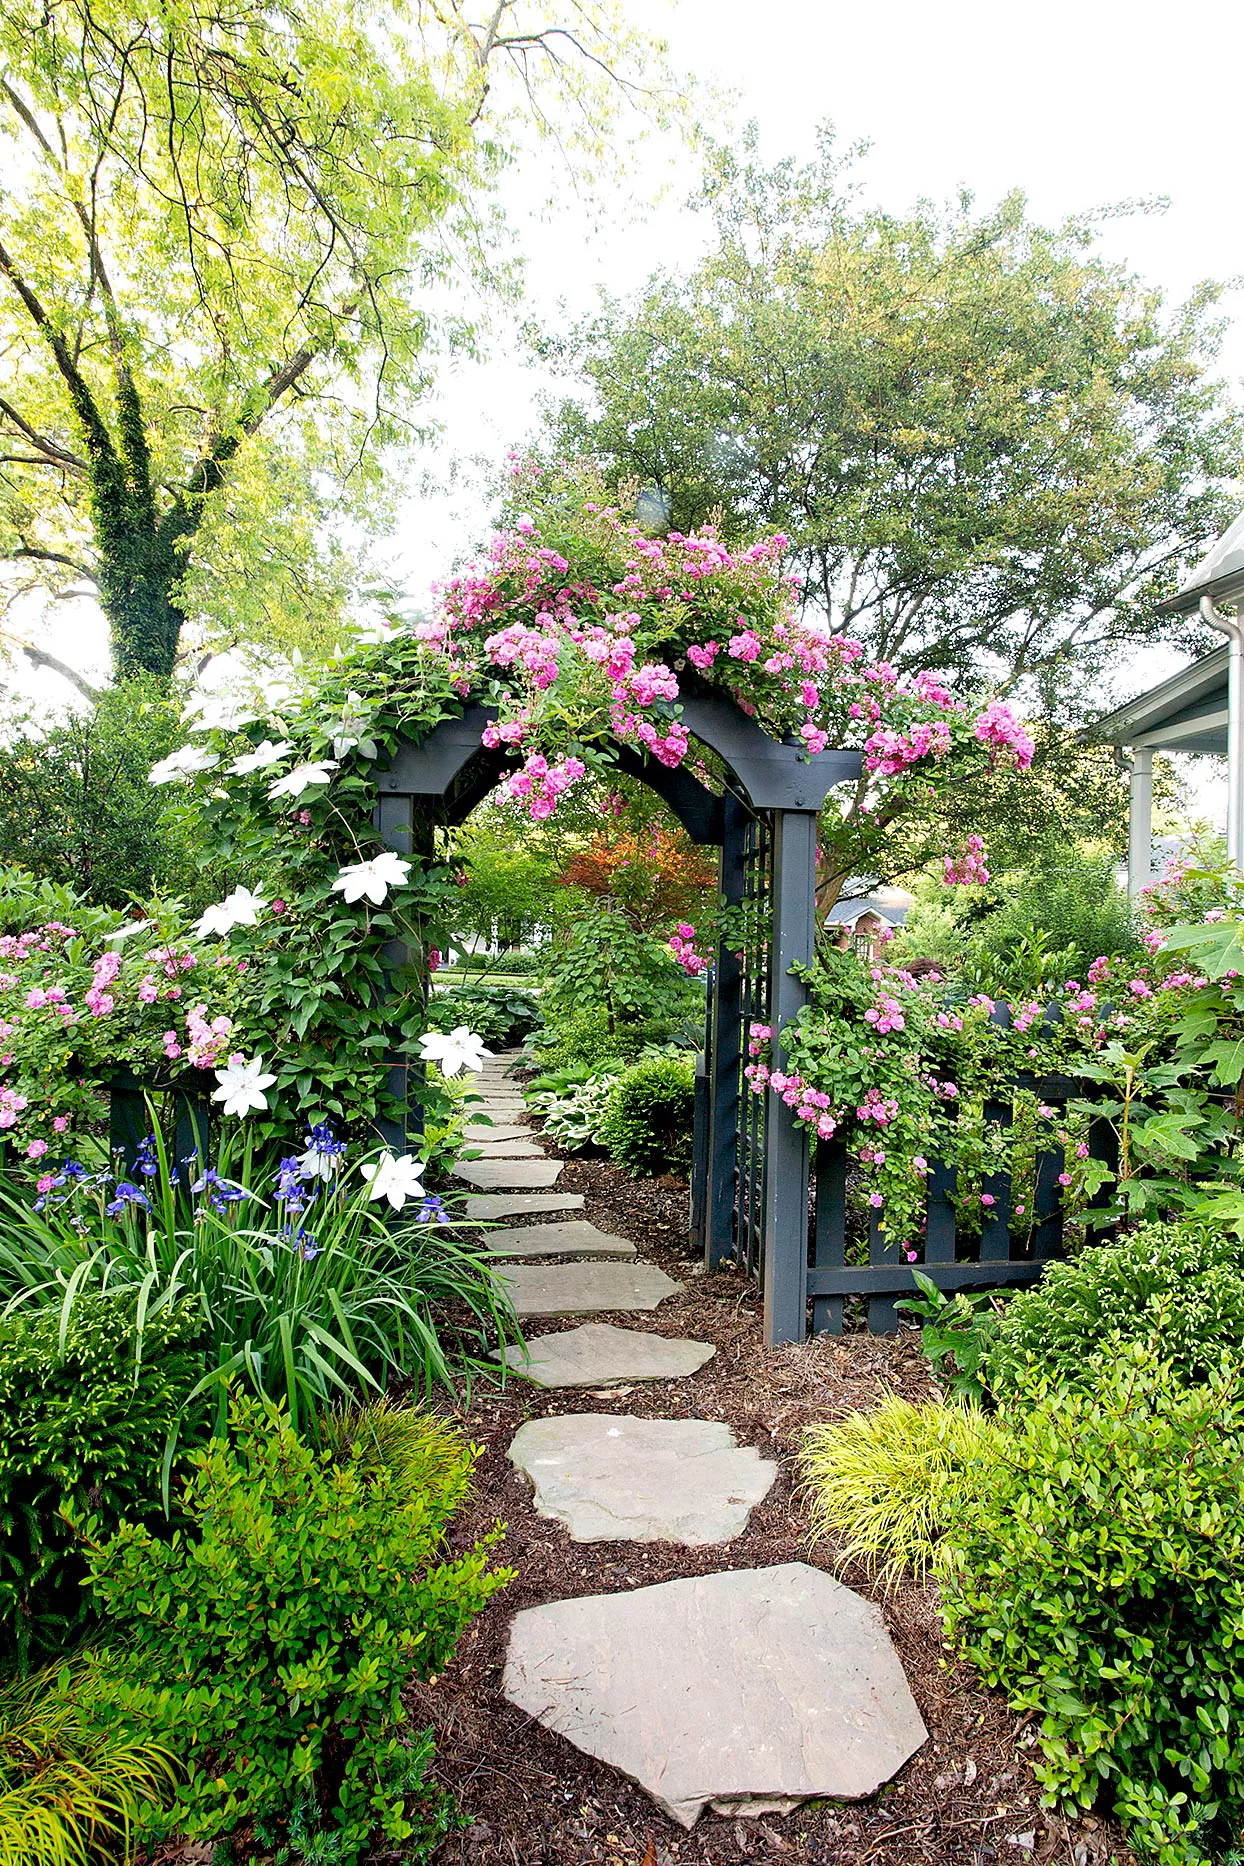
[23,0,1244,772]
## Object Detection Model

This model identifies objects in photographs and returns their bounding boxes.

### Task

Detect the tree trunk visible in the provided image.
[90,476,187,683]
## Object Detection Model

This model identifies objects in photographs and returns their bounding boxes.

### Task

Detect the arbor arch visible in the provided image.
[372,693,860,1347]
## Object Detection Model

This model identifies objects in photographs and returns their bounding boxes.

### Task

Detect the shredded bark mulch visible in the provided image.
[416,1150,1136,1866]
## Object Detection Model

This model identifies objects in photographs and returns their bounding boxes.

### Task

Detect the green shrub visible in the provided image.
[985,1221,1244,1400]
[529,1007,654,1072]
[939,1350,1244,1864]
[0,1295,203,1669]
[87,1394,511,1864]
[598,1054,697,1177]
[800,1395,1006,1583]
[540,905,697,1032]
[0,1658,177,1866]
[0,681,208,908]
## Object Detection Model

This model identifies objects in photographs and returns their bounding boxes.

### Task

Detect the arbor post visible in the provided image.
[762,806,819,1346]
[706,791,748,1268]
[373,791,418,1151]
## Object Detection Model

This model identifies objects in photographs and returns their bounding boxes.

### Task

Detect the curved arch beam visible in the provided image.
[612,746,724,845]
[677,692,861,810]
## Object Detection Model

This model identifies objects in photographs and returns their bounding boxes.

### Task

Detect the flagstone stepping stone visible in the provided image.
[463,1123,531,1141]
[495,1260,682,1316]
[508,1415,776,1545]
[493,1322,715,1387]
[463,1192,585,1221]
[503,1563,928,1827]
[454,1158,563,1190]
[464,1139,545,1158]
[483,1221,635,1260]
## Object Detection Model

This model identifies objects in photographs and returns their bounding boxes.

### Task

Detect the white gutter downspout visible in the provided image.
[1201,593,1244,875]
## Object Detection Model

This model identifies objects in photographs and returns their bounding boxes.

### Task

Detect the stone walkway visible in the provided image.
[456,1053,927,1827]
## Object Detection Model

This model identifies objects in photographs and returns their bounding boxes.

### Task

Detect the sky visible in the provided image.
[17,0,1244,812]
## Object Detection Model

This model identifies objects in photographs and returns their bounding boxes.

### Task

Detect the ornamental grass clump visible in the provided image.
[938,1349,1244,1865]
[0,1659,176,1866]
[799,1395,1007,1585]
[85,1393,511,1864]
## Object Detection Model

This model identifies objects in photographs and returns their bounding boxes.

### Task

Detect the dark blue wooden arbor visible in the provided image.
[372,695,860,1347]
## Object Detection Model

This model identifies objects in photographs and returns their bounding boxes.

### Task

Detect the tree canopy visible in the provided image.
[538,130,1244,712]
[0,0,671,690]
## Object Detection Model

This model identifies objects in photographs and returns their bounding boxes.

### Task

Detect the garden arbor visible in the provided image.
[372,694,860,1347]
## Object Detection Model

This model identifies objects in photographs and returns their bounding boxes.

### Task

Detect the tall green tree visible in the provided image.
[0,0,671,689]
[539,130,1244,708]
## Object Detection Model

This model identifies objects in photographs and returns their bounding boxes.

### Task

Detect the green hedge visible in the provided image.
[0,1295,204,1668]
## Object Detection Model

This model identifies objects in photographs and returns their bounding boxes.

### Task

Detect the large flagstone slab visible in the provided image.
[463,1192,585,1221]
[508,1415,776,1545]
[483,1220,635,1259]
[495,1260,682,1317]
[463,1123,531,1142]
[503,1564,927,1826]
[493,1322,715,1387]
[453,1158,564,1190]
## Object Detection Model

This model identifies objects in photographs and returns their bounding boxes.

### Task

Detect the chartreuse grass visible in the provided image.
[798,1393,1007,1585]
[0,1659,175,1866]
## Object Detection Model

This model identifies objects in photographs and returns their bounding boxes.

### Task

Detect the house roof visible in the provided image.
[1159,508,1244,617]
[824,887,914,928]
[1088,648,1228,755]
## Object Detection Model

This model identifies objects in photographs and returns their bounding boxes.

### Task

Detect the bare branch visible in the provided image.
[0,628,102,704]
[11,543,98,580]
[0,395,87,472]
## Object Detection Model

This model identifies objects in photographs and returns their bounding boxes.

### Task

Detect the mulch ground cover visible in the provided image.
[420,1147,1137,1866]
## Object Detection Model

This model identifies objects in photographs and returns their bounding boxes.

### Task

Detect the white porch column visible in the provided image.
[1128,746,1154,900]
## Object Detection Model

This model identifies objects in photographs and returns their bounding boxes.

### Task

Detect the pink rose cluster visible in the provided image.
[942,835,990,887]
[669,923,708,977]
[0,920,240,1152]
[972,700,1035,769]
[431,502,840,816]
[502,752,587,822]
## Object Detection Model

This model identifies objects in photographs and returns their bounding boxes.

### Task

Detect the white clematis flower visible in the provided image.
[268,759,337,800]
[184,694,259,734]
[149,745,220,786]
[211,1053,277,1118]
[418,1025,492,1078]
[330,850,411,906]
[194,886,269,939]
[330,691,379,762]
[231,738,294,775]
[102,919,152,945]
[360,1151,425,1211]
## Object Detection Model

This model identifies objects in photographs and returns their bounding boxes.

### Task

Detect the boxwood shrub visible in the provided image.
[0,1294,203,1669]
[985,1220,1244,1400]
[599,1054,696,1177]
